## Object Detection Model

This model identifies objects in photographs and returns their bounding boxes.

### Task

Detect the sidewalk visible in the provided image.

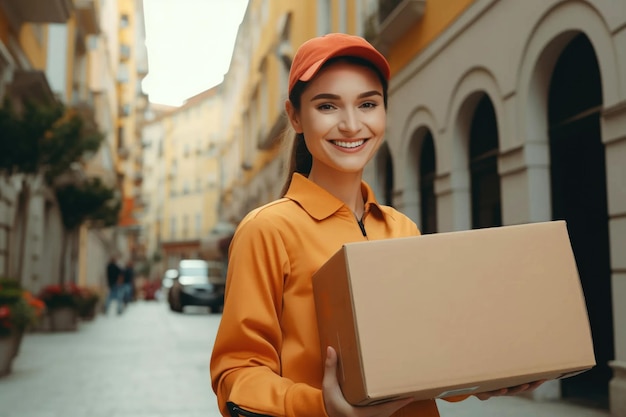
[0,301,611,417]
[437,395,609,417]
[0,301,223,417]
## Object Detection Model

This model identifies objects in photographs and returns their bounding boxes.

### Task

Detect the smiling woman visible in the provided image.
[141,0,249,106]
[209,33,429,417]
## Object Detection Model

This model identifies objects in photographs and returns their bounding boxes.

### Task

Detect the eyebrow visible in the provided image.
[310,90,383,102]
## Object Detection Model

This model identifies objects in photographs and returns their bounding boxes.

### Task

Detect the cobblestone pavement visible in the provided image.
[0,301,610,417]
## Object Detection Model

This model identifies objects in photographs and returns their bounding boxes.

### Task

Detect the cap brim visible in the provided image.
[298,45,390,83]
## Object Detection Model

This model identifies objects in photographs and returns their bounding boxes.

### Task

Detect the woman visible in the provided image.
[210,33,541,417]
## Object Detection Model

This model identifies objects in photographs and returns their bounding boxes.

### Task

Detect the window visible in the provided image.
[419,132,437,234]
[317,0,332,35]
[170,217,176,238]
[469,96,501,229]
[195,213,201,233]
[120,14,130,28]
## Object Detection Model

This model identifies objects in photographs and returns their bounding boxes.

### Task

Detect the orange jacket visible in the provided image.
[211,174,459,416]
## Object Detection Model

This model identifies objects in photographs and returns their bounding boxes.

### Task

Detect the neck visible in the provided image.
[308,168,364,218]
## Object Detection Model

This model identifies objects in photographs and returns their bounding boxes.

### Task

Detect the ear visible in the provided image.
[285,99,303,134]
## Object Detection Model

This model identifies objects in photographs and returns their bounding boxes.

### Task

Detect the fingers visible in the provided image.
[475,388,507,401]
[323,346,347,417]
[322,346,414,417]
[323,346,339,391]
[475,379,548,401]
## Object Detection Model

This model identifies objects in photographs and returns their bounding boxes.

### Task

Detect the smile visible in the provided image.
[331,139,366,149]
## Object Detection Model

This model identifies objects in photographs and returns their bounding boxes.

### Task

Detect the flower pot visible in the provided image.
[77,298,98,321]
[0,331,22,377]
[49,307,78,332]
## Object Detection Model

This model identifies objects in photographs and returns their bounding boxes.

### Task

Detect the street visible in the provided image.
[0,301,610,417]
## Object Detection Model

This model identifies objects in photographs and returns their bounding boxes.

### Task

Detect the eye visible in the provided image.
[317,103,336,111]
[360,101,378,109]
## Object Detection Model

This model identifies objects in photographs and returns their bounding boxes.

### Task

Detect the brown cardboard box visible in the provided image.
[312,220,595,405]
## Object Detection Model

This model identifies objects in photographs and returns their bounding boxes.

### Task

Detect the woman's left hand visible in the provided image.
[475,380,546,401]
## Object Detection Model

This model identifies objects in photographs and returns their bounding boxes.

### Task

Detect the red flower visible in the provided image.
[0,305,11,329]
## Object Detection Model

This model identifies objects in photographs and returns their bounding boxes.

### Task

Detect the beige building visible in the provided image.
[220,0,370,222]
[137,105,170,277]
[363,0,625,414]
[138,86,225,271]
[0,0,147,294]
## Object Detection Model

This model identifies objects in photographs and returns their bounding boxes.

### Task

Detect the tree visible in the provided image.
[0,99,121,283]
[55,177,121,229]
[0,99,103,184]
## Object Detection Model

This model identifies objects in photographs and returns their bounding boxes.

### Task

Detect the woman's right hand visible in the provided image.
[322,346,414,417]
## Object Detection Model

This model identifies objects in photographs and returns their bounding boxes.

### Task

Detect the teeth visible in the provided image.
[333,140,365,149]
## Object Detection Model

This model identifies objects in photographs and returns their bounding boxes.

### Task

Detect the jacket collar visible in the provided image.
[284,173,385,221]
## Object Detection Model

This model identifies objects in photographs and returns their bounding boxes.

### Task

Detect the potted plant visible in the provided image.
[38,283,81,331]
[0,279,45,377]
[75,287,101,320]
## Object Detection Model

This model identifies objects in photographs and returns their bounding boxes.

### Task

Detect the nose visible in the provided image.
[338,108,360,134]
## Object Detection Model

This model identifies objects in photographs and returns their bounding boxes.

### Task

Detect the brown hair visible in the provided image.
[280,56,388,196]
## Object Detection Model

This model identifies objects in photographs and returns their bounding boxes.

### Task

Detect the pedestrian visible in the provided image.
[122,260,134,305]
[210,33,543,417]
[104,256,124,315]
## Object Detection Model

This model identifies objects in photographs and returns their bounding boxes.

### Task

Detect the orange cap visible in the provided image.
[288,33,390,95]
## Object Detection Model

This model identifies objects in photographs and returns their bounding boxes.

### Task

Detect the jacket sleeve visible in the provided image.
[210,214,328,417]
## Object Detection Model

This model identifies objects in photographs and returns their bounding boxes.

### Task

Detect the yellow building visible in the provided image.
[138,86,225,271]
[116,0,149,264]
[0,0,122,293]
[220,0,368,223]
[0,1,70,288]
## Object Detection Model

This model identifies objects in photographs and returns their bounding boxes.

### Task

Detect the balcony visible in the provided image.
[9,70,55,104]
[75,0,99,35]
[0,0,73,27]
[367,0,426,52]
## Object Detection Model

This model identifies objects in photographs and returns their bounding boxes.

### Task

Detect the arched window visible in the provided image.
[469,95,501,229]
[419,132,437,234]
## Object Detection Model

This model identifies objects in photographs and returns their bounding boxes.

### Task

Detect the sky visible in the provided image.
[141,0,249,107]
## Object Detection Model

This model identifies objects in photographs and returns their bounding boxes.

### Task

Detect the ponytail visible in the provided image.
[280,132,311,197]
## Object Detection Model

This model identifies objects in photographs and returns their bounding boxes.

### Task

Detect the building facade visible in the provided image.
[0,0,147,294]
[219,0,369,222]
[116,0,149,265]
[139,86,225,272]
[366,0,625,414]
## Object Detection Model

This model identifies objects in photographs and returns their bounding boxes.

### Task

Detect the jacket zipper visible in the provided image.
[356,216,367,237]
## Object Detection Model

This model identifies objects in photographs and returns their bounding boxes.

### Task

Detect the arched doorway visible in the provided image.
[548,33,613,408]
[469,95,502,229]
[419,131,437,234]
[376,143,394,207]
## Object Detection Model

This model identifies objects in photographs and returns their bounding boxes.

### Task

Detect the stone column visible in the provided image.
[498,141,561,401]
[435,170,471,233]
[498,142,552,225]
[602,101,626,417]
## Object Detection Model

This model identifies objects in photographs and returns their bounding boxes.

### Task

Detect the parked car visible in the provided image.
[161,269,179,290]
[167,259,225,313]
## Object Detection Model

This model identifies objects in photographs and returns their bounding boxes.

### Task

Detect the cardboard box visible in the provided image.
[312,221,595,405]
